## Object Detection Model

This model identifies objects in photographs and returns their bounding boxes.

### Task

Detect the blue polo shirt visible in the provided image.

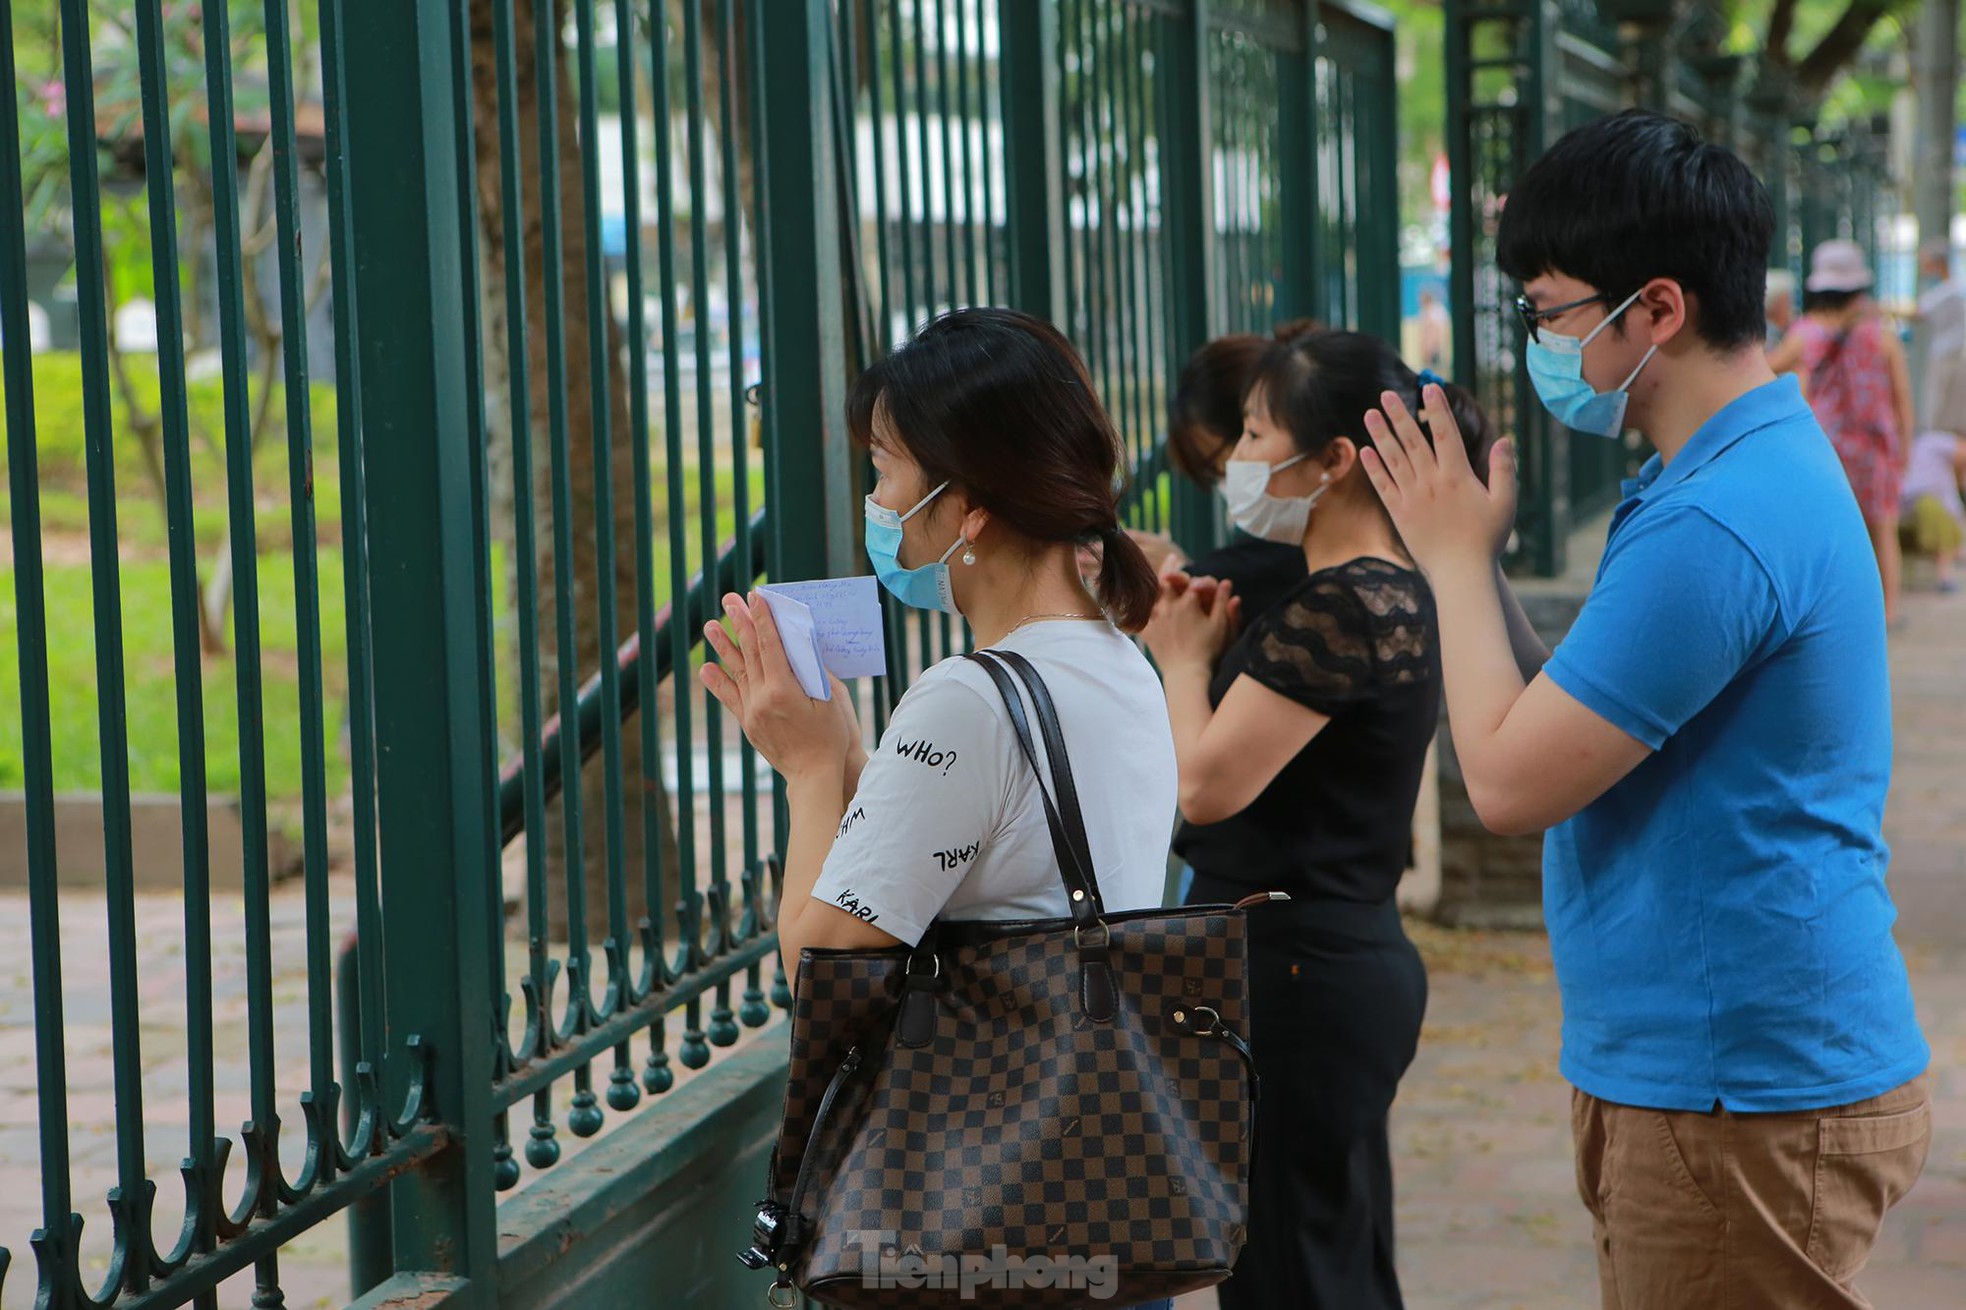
[1542,375,1927,1113]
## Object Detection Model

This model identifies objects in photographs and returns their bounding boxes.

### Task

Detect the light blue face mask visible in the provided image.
[864,481,963,616]
[1525,288,1659,438]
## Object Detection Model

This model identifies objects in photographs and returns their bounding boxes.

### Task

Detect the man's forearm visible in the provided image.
[1433,560,1529,781]
[1495,561,1552,680]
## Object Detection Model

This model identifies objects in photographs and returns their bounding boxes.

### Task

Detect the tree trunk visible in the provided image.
[468,0,681,951]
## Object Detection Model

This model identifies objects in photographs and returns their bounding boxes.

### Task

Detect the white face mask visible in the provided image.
[1220,454,1329,544]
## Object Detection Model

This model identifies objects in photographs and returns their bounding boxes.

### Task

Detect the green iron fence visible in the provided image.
[1446,0,1901,577]
[2,2,1395,1306]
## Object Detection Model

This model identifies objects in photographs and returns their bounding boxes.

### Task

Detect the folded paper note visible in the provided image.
[755,577,886,701]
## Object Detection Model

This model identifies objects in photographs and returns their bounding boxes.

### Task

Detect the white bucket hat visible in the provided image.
[1805,239,1873,293]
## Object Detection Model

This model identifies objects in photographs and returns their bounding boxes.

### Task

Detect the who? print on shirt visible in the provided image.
[808,622,1177,948]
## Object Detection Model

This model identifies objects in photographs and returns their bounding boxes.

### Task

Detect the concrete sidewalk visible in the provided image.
[1182,578,1966,1310]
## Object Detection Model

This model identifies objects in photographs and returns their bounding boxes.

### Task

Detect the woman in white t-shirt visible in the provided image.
[698,305,1176,993]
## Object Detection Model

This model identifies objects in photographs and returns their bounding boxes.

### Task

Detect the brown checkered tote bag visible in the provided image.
[738,649,1280,1308]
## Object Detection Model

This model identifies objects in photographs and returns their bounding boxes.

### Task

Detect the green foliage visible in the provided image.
[1375,0,1446,232]
[14,1,275,261]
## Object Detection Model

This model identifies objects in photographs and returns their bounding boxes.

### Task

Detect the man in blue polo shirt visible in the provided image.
[1360,110,1929,1309]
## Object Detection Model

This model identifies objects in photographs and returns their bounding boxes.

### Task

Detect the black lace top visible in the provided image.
[1174,557,1441,904]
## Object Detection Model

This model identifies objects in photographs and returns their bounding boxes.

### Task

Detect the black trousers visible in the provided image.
[1191,877,1429,1310]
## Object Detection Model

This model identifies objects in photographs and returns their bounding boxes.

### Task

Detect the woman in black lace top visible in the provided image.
[1142,330,1496,1310]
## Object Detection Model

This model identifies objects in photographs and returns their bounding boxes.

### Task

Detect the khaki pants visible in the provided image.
[1572,1074,1931,1310]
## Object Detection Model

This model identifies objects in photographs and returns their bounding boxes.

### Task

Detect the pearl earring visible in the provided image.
[962,547,978,566]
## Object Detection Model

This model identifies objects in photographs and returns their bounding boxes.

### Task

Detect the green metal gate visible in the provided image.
[1,2,1395,1306]
[1445,0,1902,578]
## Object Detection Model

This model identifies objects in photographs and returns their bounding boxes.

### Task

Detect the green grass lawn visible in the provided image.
[4,350,768,797]
[0,553,349,797]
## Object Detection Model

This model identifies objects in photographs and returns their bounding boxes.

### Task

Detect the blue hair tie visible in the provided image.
[1417,368,1446,390]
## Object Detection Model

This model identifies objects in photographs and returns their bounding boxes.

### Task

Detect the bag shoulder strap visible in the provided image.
[992,649,1099,899]
[962,650,1107,926]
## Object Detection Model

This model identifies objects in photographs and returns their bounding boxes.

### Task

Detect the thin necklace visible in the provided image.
[1002,610,1104,639]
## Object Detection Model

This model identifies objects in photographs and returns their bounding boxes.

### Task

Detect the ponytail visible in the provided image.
[1093,524,1158,634]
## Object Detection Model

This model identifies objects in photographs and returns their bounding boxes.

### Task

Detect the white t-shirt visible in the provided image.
[811,619,1178,947]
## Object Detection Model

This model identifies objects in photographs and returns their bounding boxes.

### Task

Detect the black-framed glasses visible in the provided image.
[1514,291,1609,343]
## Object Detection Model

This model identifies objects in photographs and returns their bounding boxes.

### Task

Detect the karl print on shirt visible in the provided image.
[818,677,991,938]
[808,626,1179,949]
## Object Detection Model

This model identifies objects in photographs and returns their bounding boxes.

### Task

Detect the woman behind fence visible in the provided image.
[1768,239,1917,627]
[699,306,1179,1310]
[1142,330,1496,1310]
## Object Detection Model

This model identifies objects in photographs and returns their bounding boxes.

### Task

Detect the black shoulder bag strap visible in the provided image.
[962,650,1117,1020]
[991,650,1104,914]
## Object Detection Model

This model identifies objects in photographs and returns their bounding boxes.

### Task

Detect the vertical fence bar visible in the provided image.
[613,0,664,1043]
[682,0,729,1073]
[649,0,691,1095]
[888,0,921,328]
[1088,1,1121,441]
[559,0,620,1147]
[936,0,964,305]
[858,0,917,715]
[193,2,290,1261]
[744,0,796,1013]
[1279,7,1317,323]
[341,0,498,1293]
[1159,0,1217,555]
[975,0,1001,308]
[865,0,899,349]
[932,0,960,656]
[319,0,388,1138]
[1128,4,1150,505]
[913,0,937,315]
[486,0,553,1126]
[909,0,944,665]
[715,0,770,1035]
[759,0,854,581]
[131,0,221,1274]
[1000,1,1063,324]
[1106,7,1142,502]
[572,0,632,1052]
[53,1,157,1291]
[538,0,597,1093]
[1357,16,1399,340]
[702,0,742,1045]
[1125,11,1163,532]
[260,0,343,1187]
[533,0,595,1063]
[445,0,511,1135]
[1444,0,1475,387]
[0,0,77,1285]
[1070,0,1100,363]
[954,0,980,304]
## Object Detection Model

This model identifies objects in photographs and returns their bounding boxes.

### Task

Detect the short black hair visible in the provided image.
[1497,110,1772,350]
